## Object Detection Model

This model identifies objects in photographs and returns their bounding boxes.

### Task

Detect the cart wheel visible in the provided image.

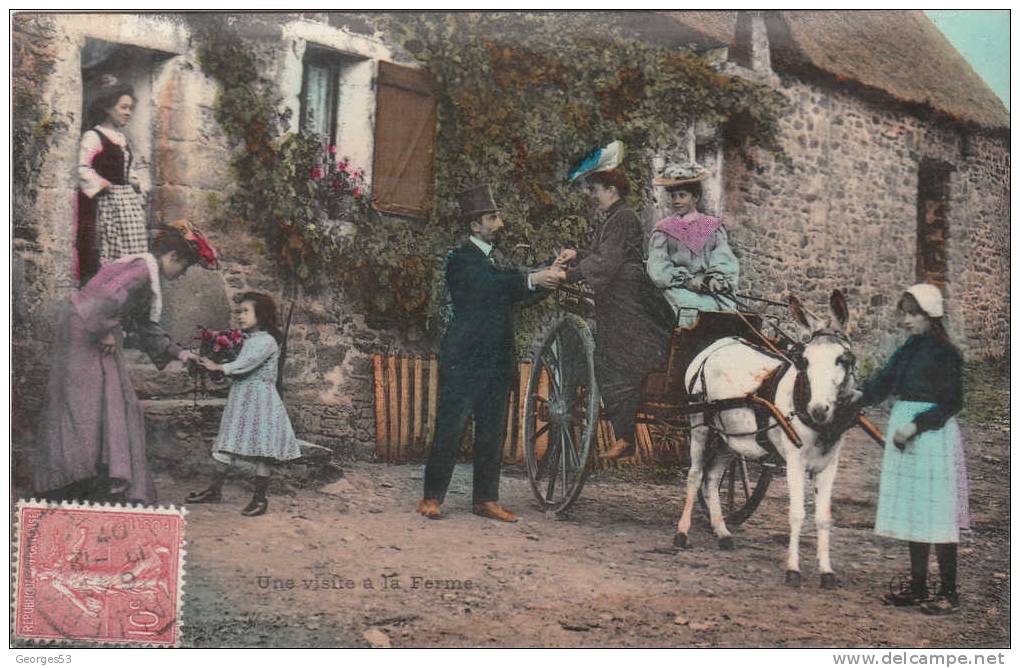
[523,314,599,514]
[697,441,775,526]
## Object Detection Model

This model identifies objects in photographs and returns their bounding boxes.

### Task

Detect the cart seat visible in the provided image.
[641,311,765,406]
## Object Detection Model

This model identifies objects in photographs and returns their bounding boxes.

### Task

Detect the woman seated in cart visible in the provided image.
[646,161,740,328]
[554,141,674,461]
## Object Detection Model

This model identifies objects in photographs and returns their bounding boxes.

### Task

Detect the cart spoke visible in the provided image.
[544,435,562,501]
[739,458,751,499]
[541,352,563,398]
[562,424,580,470]
[559,431,569,497]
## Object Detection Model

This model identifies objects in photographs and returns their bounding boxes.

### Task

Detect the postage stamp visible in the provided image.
[13,500,186,647]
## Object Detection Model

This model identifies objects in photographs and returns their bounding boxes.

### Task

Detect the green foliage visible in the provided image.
[193,12,784,328]
[382,12,785,339]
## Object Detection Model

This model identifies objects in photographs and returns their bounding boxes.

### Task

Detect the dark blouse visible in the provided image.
[858,333,963,433]
[566,200,647,291]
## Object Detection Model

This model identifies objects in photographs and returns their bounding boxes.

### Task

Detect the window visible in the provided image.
[299,46,355,144]
[371,62,437,217]
[916,159,953,286]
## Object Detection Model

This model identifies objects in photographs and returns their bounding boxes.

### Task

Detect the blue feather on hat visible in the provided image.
[568,140,625,182]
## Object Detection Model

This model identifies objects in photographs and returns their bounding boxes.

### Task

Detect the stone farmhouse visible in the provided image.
[11,11,1009,471]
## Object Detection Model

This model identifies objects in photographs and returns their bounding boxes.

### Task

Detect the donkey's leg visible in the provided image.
[675,416,707,549]
[704,449,735,550]
[785,454,807,587]
[814,453,841,589]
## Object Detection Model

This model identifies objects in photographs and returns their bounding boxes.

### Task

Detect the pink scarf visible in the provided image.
[653,212,722,252]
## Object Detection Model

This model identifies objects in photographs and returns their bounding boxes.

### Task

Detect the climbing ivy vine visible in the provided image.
[191,12,785,331]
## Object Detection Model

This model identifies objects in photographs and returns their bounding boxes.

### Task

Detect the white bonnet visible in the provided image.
[905,283,944,318]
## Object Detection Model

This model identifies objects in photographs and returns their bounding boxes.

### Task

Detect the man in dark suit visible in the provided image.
[418,185,563,522]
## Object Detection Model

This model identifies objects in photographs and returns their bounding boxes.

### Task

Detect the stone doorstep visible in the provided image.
[127,357,228,400]
[141,398,340,485]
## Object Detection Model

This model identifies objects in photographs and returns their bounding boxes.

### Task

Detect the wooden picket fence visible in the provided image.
[371,353,668,468]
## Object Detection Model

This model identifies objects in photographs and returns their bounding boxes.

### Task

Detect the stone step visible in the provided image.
[141,399,338,485]
[125,350,228,399]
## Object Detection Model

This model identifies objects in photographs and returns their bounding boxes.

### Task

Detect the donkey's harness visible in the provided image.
[686,323,858,454]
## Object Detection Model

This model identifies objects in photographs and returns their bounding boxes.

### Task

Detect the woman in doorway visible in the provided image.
[76,74,149,284]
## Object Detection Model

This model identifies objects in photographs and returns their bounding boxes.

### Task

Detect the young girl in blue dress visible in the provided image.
[186,292,301,516]
[855,284,969,615]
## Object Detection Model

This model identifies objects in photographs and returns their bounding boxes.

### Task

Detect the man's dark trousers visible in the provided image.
[423,370,510,503]
[422,239,534,504]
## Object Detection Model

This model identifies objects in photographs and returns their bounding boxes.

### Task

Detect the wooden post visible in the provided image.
[517,361,531,463]
[372,354,388,458]
[535,368,549,460]
[386,353,399,462]
[426,354,439,446]
[502,386,516,463]
[595,418,611,471]
[412,355,424,456]
[635,418,654,465]
[399,354,411,460]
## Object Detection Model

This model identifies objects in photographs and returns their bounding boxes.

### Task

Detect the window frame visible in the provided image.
[298,45,343,145]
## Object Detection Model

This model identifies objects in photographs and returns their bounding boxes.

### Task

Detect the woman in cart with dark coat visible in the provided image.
[555,141,674,460]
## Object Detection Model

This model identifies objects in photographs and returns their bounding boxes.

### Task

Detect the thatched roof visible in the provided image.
[661,10,1009,130]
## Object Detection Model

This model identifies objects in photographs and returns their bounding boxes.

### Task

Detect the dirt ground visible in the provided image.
[166,413,1009,649]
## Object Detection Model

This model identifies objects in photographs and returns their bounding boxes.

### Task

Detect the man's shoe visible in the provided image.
[417,498,442,519]
[185,487,222,504]
[472,501,519,523]
[600,438,636,461]
[920,591,960,616]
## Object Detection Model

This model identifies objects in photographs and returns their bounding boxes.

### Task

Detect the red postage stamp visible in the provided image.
[13,500,186,646]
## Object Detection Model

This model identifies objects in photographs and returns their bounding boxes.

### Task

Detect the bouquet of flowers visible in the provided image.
[190,327,245,403]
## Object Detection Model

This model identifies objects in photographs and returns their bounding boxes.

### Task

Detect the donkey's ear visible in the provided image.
[830,289,849,331]
[788,294,812,331]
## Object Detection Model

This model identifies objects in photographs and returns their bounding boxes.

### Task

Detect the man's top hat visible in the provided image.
[457,184,499,221]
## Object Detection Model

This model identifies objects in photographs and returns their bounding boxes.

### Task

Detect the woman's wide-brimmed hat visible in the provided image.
[905,283,944,318]
[653,160,710,187]
[457,184,499,221]
[157,219,219,269]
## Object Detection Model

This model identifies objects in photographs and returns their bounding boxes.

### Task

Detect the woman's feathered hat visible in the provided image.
[568,140,625,182]
[653,160,710,187]
[157,219,219,269]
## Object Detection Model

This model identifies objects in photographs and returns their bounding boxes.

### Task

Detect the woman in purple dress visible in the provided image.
[32,220,219,504]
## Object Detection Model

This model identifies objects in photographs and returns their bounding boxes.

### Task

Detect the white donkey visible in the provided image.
[674,290,859,588]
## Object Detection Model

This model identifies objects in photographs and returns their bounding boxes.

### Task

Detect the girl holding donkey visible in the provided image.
[855,283,970,615]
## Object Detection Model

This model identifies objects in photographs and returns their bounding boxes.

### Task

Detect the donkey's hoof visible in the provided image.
[673,532,688,550]
[785,570,802,588]
[718,536,735,551]
[820,573,838,590]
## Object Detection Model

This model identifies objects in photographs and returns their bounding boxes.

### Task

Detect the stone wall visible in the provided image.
[11,13,432,474]
[721,73,1010,367]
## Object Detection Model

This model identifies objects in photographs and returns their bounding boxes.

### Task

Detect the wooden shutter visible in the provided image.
[372,61,437,217]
